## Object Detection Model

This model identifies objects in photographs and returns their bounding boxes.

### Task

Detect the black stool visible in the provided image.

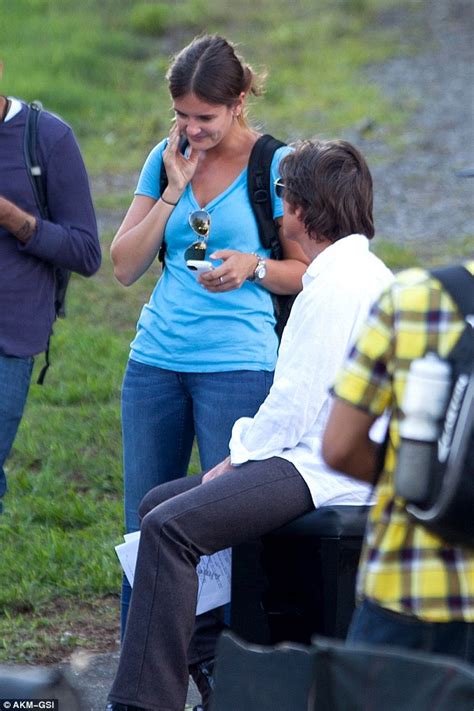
[230,505,370,645]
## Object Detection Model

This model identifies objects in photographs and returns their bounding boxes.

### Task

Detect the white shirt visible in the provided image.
[229,234,394,507]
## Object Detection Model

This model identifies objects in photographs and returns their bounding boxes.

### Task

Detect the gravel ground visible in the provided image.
[357,0,474,252]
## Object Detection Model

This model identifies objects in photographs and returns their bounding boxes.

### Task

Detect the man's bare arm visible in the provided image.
[0,196,37,244]
[322,400,378,482]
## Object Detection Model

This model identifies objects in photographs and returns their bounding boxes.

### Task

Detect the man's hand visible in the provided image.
[202,456,234,484]
[0,196,37,243]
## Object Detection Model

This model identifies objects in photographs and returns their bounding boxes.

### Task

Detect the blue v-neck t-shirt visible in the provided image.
[129,138,291,373]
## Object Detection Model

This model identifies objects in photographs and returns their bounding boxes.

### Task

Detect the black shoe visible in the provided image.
[105,703,148,711]
[189,658,215,710]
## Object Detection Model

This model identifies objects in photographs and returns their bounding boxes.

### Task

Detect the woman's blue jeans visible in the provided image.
[348,599,474,664]
[0,354,34,512]
[120,359,274,635]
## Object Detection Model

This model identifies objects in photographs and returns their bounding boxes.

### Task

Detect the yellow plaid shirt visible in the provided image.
[333,263,474,622]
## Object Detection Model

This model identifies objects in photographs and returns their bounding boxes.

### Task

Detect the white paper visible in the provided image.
[115,532,231,615]
[115,531,140,588]
[195,548,232,615]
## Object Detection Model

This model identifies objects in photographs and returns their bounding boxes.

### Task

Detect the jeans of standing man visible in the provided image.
[120,358,274,637]
[347,599,474,664]
[109,457,314,711]
[0,354,34,512]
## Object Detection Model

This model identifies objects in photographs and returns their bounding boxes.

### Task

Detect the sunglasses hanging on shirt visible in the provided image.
[185,209,214,275]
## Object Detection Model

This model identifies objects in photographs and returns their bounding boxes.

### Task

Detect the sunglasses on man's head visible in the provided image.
[274,177,286,199]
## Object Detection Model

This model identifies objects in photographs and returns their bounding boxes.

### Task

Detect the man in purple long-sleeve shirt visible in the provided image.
[0,66,101,510]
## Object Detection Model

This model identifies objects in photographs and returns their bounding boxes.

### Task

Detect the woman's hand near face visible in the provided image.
[110,124,201,286]
[162,123,200,200]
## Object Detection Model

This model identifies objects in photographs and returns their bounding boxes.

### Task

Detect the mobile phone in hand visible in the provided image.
[186,259,214,276]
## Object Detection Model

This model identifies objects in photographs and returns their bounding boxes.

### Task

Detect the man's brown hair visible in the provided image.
[280,139,375,242]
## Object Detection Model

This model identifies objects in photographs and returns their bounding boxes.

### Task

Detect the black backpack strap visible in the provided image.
[158,136,189,265]
[431,266,474,375]
[36,336,51,385]
[158,141,170,196]
[247,134,286,256]
[247,134,297,339]
[430,265,474,318]
[54,267,71,319]
[24,100,50,220]
[24,101,67,384]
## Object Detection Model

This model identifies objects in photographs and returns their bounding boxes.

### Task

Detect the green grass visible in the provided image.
[0,0,407,174]
[0,0,421,663]
[0,596,120,664]
[0,237,132,609]
[372,239,422,270]
[0,234,202,662]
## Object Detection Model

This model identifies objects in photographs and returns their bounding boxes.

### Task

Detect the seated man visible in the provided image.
[323,263,474,664]
[106,139,393,711]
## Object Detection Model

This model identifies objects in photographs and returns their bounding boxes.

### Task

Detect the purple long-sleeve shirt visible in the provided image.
[0,100,101,357]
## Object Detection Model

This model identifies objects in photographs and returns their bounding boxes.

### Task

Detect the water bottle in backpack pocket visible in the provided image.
[394,265,474,547]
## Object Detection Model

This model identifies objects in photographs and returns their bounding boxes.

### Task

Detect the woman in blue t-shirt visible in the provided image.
[111,34,308,632]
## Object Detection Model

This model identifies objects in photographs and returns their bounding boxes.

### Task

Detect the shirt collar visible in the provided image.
[303,233,369,286]
[4,98,22,122]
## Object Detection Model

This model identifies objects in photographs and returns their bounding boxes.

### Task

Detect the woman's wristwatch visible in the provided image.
[247,253,267,282]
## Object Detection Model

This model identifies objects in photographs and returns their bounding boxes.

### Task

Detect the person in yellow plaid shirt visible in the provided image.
[323,262,474,663]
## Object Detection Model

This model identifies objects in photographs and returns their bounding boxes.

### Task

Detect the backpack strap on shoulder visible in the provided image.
[248,134,295,340]
[24,101,70,383]
[23,100,50,220]
[158,136,189,265]
[430,265,474,318]
[247,134,286,255]
[430,266,474,373]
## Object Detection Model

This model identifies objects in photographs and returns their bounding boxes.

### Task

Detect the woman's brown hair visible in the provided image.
[166,35,264,126]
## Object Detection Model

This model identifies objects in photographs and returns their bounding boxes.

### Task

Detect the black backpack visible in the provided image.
[404,266,474,546]
[23,100,71,384]
[159,134,295,339]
